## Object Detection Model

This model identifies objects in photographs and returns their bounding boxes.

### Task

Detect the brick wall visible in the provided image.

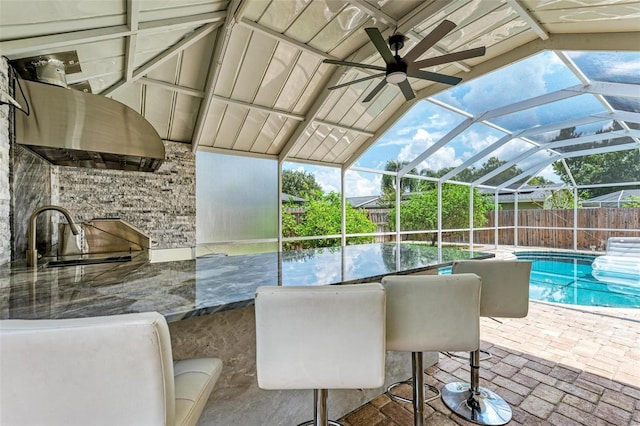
[58,141,196,249]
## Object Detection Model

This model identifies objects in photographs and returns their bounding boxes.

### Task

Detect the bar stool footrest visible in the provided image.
[441,382,511,426]
[442,349,492,362]
[387,379,441,404]
[297,421,341,426]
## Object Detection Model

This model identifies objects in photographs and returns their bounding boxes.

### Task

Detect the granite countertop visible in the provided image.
[0,243,493,322]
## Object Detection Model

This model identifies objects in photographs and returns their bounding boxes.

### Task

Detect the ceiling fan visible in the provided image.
[323,20,486,103]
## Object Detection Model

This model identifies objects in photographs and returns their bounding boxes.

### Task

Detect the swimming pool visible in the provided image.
[442,252,640,308]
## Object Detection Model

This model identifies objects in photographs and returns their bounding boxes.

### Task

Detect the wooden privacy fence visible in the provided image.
[286,207,640,250]
[474,208,640,250]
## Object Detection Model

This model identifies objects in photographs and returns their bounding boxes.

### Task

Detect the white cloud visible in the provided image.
[461,130,499,152]
[420,146,462,171]
[608,59,640,76]
[313,167,341,193]
[287,166,380,197]
[397,129,434,163]
[344,170,381,196]
[536,164,560,183]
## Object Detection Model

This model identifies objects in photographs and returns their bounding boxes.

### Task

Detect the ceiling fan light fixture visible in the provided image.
[386,71,406,84]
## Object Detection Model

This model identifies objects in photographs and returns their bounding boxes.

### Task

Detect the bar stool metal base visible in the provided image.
[297,389,342,426]
[441,382,512,425]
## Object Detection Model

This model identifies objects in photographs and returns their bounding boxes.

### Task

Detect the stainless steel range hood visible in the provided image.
[13,55,164,172]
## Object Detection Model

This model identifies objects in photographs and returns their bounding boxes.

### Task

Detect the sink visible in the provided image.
[45,255,132,268]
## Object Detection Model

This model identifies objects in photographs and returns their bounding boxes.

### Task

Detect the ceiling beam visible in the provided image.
[0,12,226,58]
[506,0,549,40]
[138,77,205,97]
[236,18,334,61]
[313,119,375,137]
[124,0,140,81]
[101,22,220,96]
[344,0,397,27]
[127,0,139,31]
[191,0,243,152]
[137,12,226,31]
[209,94,305,121]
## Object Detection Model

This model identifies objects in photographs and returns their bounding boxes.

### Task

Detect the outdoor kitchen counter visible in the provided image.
[0,242,493,322]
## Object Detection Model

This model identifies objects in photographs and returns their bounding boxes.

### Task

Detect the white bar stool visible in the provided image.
[0,312,222,426]
[381,274,482,426]
[442,260,532,426]
[254,283,386,426]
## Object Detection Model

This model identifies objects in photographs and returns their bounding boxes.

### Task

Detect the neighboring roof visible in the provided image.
[479,187,551,204]
[496,191,550,204]
[1,1,638,189]
[581,189,640,207]
[282,193,305,203]
[347,195,382,209]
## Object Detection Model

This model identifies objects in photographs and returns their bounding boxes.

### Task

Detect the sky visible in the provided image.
[284,50,640,197]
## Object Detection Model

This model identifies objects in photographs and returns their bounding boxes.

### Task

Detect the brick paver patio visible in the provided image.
[339,301,640,425]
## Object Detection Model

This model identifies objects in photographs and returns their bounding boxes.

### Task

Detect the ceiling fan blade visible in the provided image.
[328,73,385,90]
[365,27,396,65]
[407,69,462,86]
[403,20,456,63]
[410,47,486,70]
[323,59,386,72]
[398,80,415,101]
[363,79,387,103]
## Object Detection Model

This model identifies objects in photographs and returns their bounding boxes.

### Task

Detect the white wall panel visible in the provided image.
[170,94,202,142]
[215,104,247,149]
[251,115,289,153]
[232,110,270,151]
[232,35,278,102]
[199,103,227,147]
[254,44,299,107]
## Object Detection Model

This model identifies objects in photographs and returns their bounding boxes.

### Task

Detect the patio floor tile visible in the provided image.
[338,301,640,425]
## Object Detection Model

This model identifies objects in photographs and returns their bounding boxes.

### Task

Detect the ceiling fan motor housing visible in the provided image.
[386,56,407,84]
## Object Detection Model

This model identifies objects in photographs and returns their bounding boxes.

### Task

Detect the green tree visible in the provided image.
[281,169,322,198]
[387,184,493,245]
[623,195,640,207]
[417,157,523,189]
[528,176,554,186]
[380,160,420,205]
[282,191,376,249]
[551,124,640,198]
[543,189,581,209]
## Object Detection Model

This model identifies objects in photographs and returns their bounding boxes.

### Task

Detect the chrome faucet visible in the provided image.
[26,205,80,267]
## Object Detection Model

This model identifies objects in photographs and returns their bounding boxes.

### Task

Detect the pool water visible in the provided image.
[441,252,640,309]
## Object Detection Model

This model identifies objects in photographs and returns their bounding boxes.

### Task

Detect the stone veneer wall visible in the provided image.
[57,141,195,250]
[0,58,10,264]
[11,145,55,259]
